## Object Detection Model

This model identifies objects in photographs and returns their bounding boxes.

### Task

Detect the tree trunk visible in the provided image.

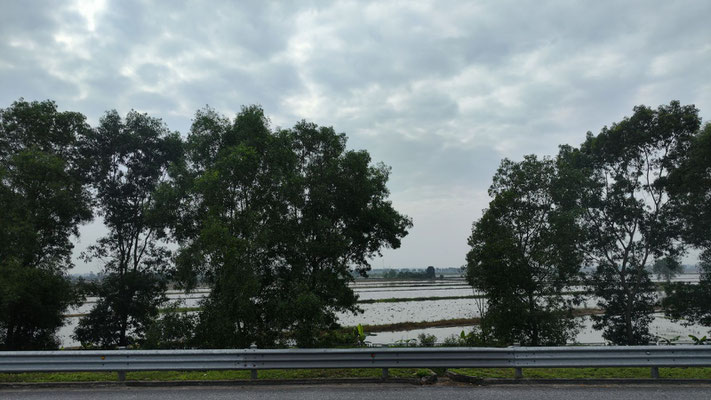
[624,292,634,344]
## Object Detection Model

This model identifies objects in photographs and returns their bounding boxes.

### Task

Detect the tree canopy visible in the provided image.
[661,122,711,328]
[466,155,583,346]
[173,105,412,348]
[565,101,701,344]
[74,110,182,348]
[0,99,92,349]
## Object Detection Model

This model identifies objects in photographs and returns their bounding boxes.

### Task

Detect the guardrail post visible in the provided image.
[382,368,389,380]
[651,366,659,379]
[251,369,258,380]
[117,371,126,382]
[512,342,523,379]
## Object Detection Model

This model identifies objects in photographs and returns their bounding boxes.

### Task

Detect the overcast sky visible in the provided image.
[1,0,710,273]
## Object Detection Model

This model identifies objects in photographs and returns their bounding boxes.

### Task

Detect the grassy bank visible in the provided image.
[450,367,711,379]
[359,318,482,333]
[358,295,484,304]
[0,368,423,383]
[353,308,603,333]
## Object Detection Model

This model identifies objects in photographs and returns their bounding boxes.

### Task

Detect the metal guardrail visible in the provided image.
[1,345,709,380]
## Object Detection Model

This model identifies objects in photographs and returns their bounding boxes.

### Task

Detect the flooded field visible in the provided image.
[366,314,710,346]
[57,274,709,348]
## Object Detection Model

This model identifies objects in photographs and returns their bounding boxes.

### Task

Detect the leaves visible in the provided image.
[0,99,91,350]
[74,110,181,348]
[466,155,582,346]
[174,106,411,348]
[572,101,701,345]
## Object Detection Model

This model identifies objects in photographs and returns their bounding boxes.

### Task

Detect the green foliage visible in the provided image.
[381,267,437,280]
[74,110,182,348]
[74,271,168,348]
[173,105,411,348]
[651,257,681,282]
[0,368,422,383]
[417,333,437,347]
[0,99,92,350]
[355,324,367,346]
[451,366,711,379]
[567,101,701,345]
[441,329,502,347]
[661,123,711,330]
[466,155,582,346]
[663,251,711,328]
[688,334,710,345]
[415,369,433,378]
[143,302,197,349]
[0,263,80,349]
[381,268,437,280]
[664,123,711,250]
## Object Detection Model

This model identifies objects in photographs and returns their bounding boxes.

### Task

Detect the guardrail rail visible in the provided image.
[1,345,709,381]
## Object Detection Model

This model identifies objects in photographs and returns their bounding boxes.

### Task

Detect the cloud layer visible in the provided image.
[2,0,710,272]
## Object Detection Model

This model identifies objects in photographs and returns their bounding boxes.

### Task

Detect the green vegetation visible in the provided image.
[170,105,411,349]
[466,155,583,346]
[75,110,182,348]
[468,101,709,346]
[2,97,710,352]
[357,318,481,333]
[0,368,422,383]
[662,123,711,328]
[569,102,700,345]
[451,367,711,380]
[380,266,437,280]
[0,99,92,350]
[359,295,483,304]
[664,253,711,327]
[2,99,410,351]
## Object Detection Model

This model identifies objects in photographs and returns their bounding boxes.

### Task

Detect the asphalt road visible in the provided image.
[2,384,710,400]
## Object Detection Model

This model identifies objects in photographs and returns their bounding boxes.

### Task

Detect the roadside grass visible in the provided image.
[450,367,711,379]
[0,368,421,383]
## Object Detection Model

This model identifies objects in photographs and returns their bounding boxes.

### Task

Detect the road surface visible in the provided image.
[1,383,710,399]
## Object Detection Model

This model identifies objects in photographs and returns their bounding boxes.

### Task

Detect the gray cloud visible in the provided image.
[1,0,709,271]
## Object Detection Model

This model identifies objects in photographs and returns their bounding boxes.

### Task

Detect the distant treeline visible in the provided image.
[358,266,463,280]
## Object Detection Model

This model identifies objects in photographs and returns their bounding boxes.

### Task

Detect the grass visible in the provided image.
[359,295,483,304]
[358,318,482,333]
[450,367,711,380]
[350,308,603,334]
[0,368,422,383]
[5,366,711,383]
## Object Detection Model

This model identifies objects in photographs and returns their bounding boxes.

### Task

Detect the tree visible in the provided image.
[566,101,701,344]
[662,123,711,327]
[663,252,711,328]
[0,99,92,349]
[174,105,411,348]
[466,155,582,346]
[664,123,711,249]
[651,257,681,282]
[74,110,182,348]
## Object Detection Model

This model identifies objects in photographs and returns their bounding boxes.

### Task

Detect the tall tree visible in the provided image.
[662,122,711,326]
[74,110,182,348]
[566,101,700,344]
[174,106,411,348]
[0,99,92,349]
[466,155,583,346]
